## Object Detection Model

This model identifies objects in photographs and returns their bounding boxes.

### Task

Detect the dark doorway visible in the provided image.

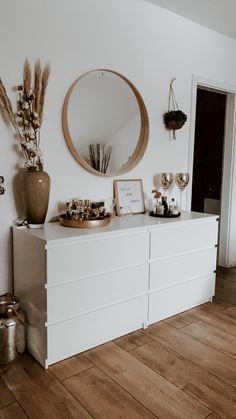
[191,88,226,214]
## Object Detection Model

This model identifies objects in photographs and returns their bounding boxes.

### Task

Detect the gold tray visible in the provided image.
[59,213,112,228]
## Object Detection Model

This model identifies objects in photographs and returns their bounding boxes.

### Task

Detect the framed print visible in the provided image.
[114,179,145,216]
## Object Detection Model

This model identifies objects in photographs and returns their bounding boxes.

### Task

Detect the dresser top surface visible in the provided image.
[13,211,218,244]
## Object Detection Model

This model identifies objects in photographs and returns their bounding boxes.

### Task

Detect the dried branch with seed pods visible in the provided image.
[0,58,50,167]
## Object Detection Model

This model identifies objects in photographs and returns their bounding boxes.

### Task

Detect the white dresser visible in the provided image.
[13,212,218,368]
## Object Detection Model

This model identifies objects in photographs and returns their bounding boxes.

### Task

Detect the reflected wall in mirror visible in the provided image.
[62,69,149,176]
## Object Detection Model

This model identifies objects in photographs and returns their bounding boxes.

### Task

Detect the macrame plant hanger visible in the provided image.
[163,77,187,140]
[168,78,178,140]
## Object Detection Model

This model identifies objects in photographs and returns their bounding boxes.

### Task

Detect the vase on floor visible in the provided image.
[21,166,50,228]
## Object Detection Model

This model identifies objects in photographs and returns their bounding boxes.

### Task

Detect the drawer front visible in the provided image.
[47,264,148,324]
[149,274,215,325]
[151,220,218,260]
[47,295,148,365]
[150,247,217,291]
[47,231,149,285]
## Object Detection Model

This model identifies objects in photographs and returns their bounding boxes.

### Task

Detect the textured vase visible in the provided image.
[21,167,50,228]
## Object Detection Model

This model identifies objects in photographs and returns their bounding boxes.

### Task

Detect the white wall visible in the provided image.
[1,0,236,292]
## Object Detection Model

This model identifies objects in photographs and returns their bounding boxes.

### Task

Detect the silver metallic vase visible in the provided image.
[0,293,25,364]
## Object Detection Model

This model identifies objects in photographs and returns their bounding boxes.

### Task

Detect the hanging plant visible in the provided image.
[163,78,187,140]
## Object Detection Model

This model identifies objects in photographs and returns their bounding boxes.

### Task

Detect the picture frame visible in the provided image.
[113,179,145,216]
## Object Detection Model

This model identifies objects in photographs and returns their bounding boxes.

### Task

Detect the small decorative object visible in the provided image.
[0,293,25,365]
[151,189,162,214]
[89,144,112,174]
[163,78,187,140]
[0,176,5,195]
[175,172,190,210]
[0,58,50,228]
[169,197,179,215]
[113,179,145,216]
[59,198,112,228]
[152,189,162,201]
[104,197,117,217]
[150,187,180,218]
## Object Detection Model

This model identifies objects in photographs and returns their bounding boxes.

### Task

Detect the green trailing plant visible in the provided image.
[0,59,50,167]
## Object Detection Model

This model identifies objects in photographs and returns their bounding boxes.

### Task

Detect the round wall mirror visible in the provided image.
[62,69,149,176]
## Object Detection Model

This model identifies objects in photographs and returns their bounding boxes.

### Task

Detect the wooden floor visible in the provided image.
[0,268,236,419]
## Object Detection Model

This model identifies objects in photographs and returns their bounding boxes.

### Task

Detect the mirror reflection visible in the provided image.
[63,69,149,176]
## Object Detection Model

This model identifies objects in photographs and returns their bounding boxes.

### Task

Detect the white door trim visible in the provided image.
[187,75,236,267]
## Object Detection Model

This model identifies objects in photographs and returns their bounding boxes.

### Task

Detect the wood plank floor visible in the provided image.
[0,267,235,418]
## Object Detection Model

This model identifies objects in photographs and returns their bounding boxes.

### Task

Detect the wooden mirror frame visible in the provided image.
[62,69,149,177]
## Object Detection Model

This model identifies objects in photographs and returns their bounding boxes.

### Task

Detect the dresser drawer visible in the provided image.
[150,247,217,291]
[150,220,218,260]
[47,295,148,365]
[47,231,149,285]
[149,273,215,325]
[47,264,148,324]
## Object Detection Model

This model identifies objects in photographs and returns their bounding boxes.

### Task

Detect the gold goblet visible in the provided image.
[159,173,173,201]
[175,173,189,210]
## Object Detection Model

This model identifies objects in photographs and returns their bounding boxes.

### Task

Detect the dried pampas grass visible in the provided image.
[39,62,50,124]
[0,78,15,127]
[34,59,42,114]
[23,58,31,97]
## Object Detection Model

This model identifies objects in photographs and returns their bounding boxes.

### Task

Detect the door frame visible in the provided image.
[187,75,236,267]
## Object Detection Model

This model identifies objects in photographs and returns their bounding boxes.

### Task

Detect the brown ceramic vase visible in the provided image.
[21,167,50,228]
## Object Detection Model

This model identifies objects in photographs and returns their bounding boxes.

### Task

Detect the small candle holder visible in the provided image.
[159,172,173,202]
[175,173,189,210]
